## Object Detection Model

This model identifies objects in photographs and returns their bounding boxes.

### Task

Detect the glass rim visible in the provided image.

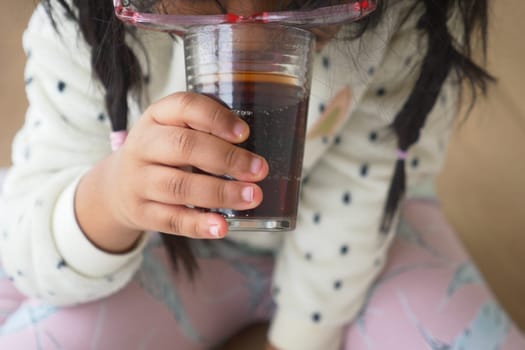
[113,0,378,34]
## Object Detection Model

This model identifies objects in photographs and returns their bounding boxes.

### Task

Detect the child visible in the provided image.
[0,0,523,349]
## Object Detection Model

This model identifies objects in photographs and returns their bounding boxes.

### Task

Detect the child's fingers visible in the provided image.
[145,92,249,144]
[137,124,268,183]
[136,202,229,239]
[141,165,263,210]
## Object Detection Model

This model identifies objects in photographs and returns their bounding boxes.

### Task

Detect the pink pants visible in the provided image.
[0,199,523,349]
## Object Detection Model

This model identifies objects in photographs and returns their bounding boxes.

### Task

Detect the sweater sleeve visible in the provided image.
[268,2,459,349]
[0,4,147,306]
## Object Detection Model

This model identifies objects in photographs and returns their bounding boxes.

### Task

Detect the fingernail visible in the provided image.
[242,186,254,203]
[251,157,262,175]
[233,122,247,138]
[209,225,220,238]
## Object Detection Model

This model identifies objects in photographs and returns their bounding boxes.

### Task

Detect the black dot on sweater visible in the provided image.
[57,81,66,92]
[25,77,34,86]
[369,131,378,142]
[322,136,329,144]
[98,113,106,122]
[17,270,23,276]
[340,245,349,255]
[302,176,310,185]
[322,56,330,69]
[334,280,343,290]
[24,147,31,160]
[376,88,386,97]
[368,67,375,76]
[360,164,369,177]
[319,103,326,113]
[57,259,67,269]
[411,158,420,168]
[404,56,413,66]
[305,252,313,261]
[343,192,351,205]
[313,213,321,224]
[143,75,151,84]
[334,135,342,145]
[312,312,322,323]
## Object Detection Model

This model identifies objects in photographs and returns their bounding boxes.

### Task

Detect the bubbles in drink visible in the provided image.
[195,72,309,219]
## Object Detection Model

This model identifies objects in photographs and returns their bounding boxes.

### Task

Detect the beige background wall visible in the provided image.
[0,2,34,166]
[1,0,524,332]
[436,1,525,328]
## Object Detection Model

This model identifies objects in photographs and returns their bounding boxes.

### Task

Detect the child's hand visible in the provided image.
[106,92,268,240]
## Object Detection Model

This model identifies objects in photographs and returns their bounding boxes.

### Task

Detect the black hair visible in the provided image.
[380,0,493,231]
[41,0,492,276]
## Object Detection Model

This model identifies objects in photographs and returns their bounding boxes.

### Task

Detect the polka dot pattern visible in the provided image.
[312,312,322,323]
[343,192,351,205]
[57,81,66,92]
[57,259,67,269]
[322,56,330,69]
[302,176,310,185]
[334,280,342,290]
[360,164,369,177]
[376,88,386,97]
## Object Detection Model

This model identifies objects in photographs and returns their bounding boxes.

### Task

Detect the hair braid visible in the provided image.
[73,0,142,132]
[75,1,200,276]
[380,0,493,232]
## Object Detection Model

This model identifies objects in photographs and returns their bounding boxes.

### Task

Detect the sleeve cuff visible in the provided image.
[52,176,147,278]
[269,309,344,350]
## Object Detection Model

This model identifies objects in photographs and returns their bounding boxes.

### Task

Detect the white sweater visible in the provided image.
[0,1,460,349]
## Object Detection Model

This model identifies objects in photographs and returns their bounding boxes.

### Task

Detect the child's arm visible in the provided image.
[0,4,265,305]
[0,4,145,305]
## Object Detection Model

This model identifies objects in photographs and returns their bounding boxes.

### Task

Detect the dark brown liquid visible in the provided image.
[195,73,309,219]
